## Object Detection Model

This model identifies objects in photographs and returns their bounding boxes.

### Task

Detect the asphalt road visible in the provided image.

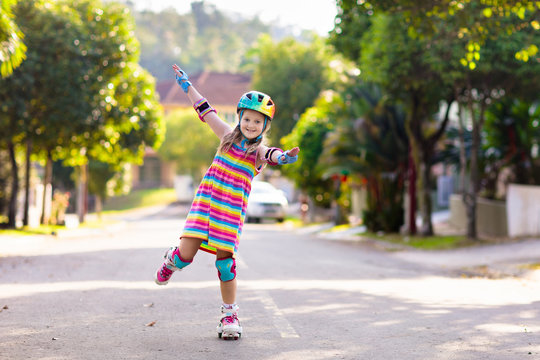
[0,204,539,359]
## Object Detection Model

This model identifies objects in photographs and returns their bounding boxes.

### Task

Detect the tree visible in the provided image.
[87,159,131,216]
[84,61,164,217]
[0,0,26,77]
[350,0,539,69]
[331,9,455,235]
[131,1,270,80]
[249,34,329,144]
[158,109,219,183]
[481,99,540,198]
[6,0,95,225]
[318,82,409,232]
[59,0,164,222]
[281,94,335,208]
[0,0,164,227]
[0,43,29,227]
[444,8,539,239]
[342,0,540,239]
[0,151,10,222]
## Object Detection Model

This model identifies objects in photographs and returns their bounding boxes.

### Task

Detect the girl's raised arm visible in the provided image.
[172,64,232,140]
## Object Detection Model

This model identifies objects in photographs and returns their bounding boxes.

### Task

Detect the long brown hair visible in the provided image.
[219,115,271,155]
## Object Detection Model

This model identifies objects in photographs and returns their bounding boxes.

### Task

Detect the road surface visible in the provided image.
[1,204,539,359]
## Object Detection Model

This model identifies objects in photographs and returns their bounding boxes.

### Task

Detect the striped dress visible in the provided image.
[181,143,262,257]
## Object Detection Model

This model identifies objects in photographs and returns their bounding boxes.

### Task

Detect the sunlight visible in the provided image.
[476,323,538,334]
[281,303,369,316]
[0,280,217,299]
[1,277,539,308]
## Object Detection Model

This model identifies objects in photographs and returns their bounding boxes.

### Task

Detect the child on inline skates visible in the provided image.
[154,64,300,340]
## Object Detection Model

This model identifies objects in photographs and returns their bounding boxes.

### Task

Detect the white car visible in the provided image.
[246,181,288,223]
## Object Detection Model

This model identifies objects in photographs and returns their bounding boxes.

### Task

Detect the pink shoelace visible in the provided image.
[222,314,238,325]
[160,265,173,279]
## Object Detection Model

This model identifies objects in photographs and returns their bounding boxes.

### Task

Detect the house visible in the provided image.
[159,71,252,119]
[132,71,252,189]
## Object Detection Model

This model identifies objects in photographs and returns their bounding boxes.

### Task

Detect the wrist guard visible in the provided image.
[175,70,192,93]
[193,98,216,122]
[277,150,298,165]
[264,147,282,166]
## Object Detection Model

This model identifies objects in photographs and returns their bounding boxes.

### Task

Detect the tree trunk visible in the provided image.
[95,195,103,220]
[332,177,346,225]
[464,130,478,241]
[464,92,487,240]
[407,92,433,236]
[76,164,88,224]
[7,141,19,228]
[23,139,32,226]
[402,149,417,235]
[457,103,467,194]
[0,152,5,218]
[463,190,476,238]
[418,152,433,236]
[403,93,421,235]
[40,151,53,225]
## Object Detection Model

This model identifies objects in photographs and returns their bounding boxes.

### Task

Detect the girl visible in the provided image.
[154,64,300,340]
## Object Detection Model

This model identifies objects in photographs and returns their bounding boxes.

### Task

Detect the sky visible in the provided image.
[129,0,338,36]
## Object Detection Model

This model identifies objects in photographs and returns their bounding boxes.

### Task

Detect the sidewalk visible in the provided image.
[311,210,540,280]
[392,238,540,279]
[0,204,176,257]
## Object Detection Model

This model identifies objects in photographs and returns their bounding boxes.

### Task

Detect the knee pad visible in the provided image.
[215,257,236,282]
[171,247,192,270]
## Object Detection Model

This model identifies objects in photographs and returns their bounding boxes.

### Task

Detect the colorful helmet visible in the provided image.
[237,91,275,120]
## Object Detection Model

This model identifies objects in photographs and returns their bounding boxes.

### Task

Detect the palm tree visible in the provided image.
[482,99,540,197]
[320,83,409,232]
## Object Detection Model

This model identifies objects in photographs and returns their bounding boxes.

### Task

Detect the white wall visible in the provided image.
[507,184,540,237]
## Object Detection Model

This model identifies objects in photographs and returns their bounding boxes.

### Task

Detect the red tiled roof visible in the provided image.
[157,71,252,107]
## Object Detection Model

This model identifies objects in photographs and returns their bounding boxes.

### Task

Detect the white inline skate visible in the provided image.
[217,304,242,340]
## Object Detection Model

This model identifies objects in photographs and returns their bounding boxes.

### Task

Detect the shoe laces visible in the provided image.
[160,264,173,278]
[222,313,238,325]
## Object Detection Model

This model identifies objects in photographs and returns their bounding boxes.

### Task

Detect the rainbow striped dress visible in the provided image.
[181,143,261,257]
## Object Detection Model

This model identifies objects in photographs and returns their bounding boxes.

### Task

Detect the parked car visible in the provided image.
[246,181,288,223]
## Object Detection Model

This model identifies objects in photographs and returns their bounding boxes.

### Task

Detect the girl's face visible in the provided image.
[240,109,266,139]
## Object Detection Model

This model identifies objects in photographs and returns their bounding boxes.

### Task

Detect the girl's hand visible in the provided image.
[277,147,300,165]
[287,147,300,157]
[172,64,191,93]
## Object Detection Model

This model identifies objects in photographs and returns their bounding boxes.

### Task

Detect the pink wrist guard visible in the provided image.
[264,147,282,166]
[193,98,216,122]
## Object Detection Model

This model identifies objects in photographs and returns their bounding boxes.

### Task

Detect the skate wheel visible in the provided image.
[221,334,237,340]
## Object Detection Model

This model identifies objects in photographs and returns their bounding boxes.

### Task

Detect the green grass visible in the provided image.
[324,224,353,232]
[362,231,470,250]
[520,263,540,270]
[102,188,177,213]
[0,225,64,237]
[0,188,177,237]
[0,218,125,237]
[283,216,303,227]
